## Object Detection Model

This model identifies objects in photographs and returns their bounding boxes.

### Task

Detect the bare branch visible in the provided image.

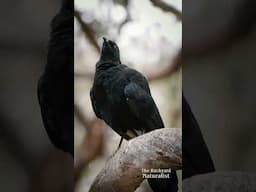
[74,103,95,129]
[149,0,182,20]
[89,128,182,192]
[183,172,256,191]
[74,70,94,80]
[74,10,100,52]
[118,0,132,34]
[146,50,181,81]
[74,104,106,183]
[75,119,105,183]
[75,50,182,81]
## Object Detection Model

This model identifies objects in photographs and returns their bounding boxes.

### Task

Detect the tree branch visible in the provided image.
[89,128,182,192]
[74,104,106,183]
[75,50,182,81]
[149,0,182,20]
[74,103,95,129]
[146,50,181,81]
[74,70,94,80]
[183,172,256,191]
[74,10,100,52]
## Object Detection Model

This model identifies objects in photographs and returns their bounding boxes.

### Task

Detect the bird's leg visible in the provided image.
[108,136,124,160]
[117,136,124,149]
[113,136,123,155]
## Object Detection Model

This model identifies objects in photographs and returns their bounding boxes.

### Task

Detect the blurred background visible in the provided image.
[0,0,73,192]
[74,0,182,191]
[3,0,255,191]
[183,0,256,173]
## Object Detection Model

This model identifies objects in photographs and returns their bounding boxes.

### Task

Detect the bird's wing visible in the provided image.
[182,94,215,179]
[38,77,62,150]
[37,0,74,156]
[90,87,102,119]
[38,75,73,155]
[124,67,151,94]
[90,84,114,128]
[124,82,164,132]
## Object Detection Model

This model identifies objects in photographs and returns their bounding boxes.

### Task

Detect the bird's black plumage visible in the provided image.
[37,0,73,156]
[91,38,165,140]
[90,38,178,192]
[182,94,215,179]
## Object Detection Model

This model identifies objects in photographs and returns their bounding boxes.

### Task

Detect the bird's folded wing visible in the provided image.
[90,88,102,119]
[124,82,164,132]
[38,78,60,148]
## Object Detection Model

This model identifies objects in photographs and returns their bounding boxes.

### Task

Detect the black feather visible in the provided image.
[182,94,215,179]
[37,0,74,156]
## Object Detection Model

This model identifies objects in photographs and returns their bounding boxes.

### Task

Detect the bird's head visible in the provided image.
[100,37,120,63]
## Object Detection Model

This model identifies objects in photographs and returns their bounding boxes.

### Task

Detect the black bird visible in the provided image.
[90,37,178,192]
[37,0,73,156]
[182,94,215,179]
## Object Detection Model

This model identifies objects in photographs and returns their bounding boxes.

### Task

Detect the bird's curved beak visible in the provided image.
[102,37,108,48]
